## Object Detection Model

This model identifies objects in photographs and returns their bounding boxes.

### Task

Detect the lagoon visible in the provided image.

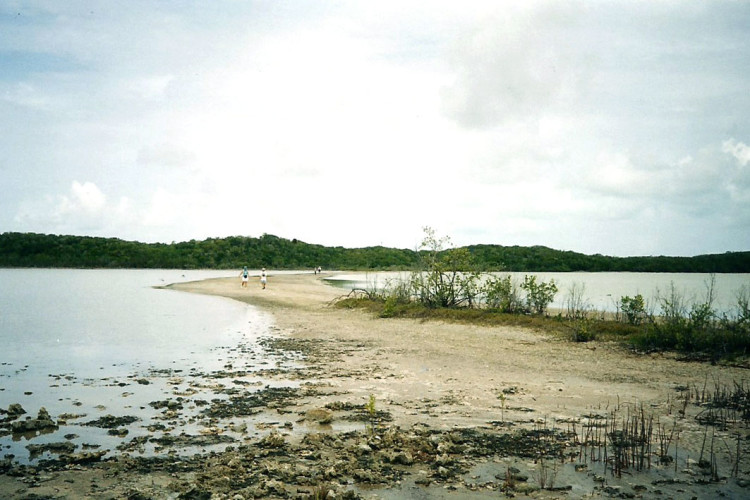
[0,268,279,464]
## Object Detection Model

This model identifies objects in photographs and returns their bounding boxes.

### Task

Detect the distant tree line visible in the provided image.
[0,232,416,270]
[0,232,748,273]
[466,244,750,273]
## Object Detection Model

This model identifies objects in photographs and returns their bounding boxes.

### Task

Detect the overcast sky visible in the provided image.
[2,1,749,257]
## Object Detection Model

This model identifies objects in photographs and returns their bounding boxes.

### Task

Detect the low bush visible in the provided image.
[570,318,596,342]
[628,279,750,360]
[334,275,750,363]
[482,274,524,313]
[621,294,647,325]
[521,275,558,315]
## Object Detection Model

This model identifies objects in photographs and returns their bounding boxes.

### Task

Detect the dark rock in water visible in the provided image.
[11,407,58,434]
[27,441,77,457]
[6,403,26,418]
[202,386,300,418]
[83,414,139,428]
[37,450,107,468]
[149,433,235,448]
[149,399,183,411]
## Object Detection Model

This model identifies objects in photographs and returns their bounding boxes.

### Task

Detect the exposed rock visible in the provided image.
[388,450,413,465]
[36,450,107,468]
[258,431,286,448]
[305,408,333,424]
[6,403,26,418]
[83,414,139,428]
[11,407,58,434]
[26,441,77,456]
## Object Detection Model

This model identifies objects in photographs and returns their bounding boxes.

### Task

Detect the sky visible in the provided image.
[1,1,749,257]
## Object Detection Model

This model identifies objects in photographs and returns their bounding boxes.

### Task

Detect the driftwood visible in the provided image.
[329,288,375,305]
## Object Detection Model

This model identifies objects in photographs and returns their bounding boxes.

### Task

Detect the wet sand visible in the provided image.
[2,272,749,498]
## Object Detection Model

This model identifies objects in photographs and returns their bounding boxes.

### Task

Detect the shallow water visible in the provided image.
[0,269,291,464]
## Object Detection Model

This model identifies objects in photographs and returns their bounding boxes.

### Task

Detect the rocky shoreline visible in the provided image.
[2,273,750,498]
[1,334,579,499]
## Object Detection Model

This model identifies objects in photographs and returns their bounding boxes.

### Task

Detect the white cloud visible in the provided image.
[66,181,106,213]
[13,181,138,237]
[125,75,174,101]
[2,82,51,110]
[136,143,196,169]
[441,3,586,128]
[142,188,185,228]
[584,151,653,197]
[3,2,750,256]
[13,181,108,230]
[723,139,750,167]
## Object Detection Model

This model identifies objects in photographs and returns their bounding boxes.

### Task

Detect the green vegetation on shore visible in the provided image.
[336,286,750,363]
[333,228,750,362]
[1,231,749,272]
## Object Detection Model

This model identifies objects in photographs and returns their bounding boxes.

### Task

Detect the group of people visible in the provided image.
[240,266,267,289]
[240,265,322,288]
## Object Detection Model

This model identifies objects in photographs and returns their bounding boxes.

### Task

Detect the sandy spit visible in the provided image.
[2,271,749,499]
[172,272,746,426]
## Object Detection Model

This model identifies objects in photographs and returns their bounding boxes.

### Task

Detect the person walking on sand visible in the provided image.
[240,266,249,288]
[260,268,267,289]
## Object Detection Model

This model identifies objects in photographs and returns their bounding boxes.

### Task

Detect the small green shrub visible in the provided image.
[365,394,377,435]
[733,285,750,324]
[380,295,398,318]
[482,274,524,313]
[521,275,558,315]
[571,318,596,342]
[621,294,646,325]
[410,227,481,308]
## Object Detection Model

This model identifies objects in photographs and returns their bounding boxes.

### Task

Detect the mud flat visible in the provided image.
[2,272,749,499]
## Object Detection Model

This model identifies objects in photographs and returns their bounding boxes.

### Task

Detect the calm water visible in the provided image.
[0,268,278,463]
[0,269,262,376]
[326,271,750,314]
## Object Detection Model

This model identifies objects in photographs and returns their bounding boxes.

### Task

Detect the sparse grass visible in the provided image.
[335,295,639,339]
[333,293,750,363]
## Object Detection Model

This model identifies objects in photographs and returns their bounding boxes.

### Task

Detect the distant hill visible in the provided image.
[465,244,750,273]
[1,232,748,273]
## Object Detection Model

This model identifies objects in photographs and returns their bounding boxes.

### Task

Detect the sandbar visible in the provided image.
[2,271,749,498]
[172,272,746,426]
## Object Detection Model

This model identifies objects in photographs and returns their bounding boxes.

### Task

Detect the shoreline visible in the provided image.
[2,272,749,498]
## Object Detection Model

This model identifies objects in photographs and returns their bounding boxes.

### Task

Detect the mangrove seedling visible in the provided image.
[365,394,377,434]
